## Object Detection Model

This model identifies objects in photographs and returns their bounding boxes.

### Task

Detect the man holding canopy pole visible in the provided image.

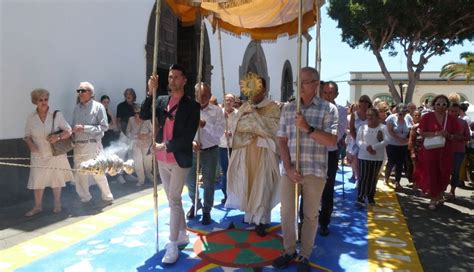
[273,67,338,270]
[140,64,200,264]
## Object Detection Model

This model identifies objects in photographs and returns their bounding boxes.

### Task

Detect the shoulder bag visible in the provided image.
[50,110,74,156]
[423,115,447,150]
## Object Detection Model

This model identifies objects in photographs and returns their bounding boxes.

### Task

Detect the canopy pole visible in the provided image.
[295,0,303,241]
[217,21,231,161]
[315,3,322,79]
[151,0,162,253]
[194,15,206,217]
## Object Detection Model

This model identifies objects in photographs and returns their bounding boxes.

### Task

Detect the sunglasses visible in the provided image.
[134,112,140,115]
[435,102,447,107]
[359,100,370,103]
[76,89,89,94]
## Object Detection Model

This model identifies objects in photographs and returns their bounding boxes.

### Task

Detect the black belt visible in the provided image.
[75,139,97,144]
[201,145,218,151]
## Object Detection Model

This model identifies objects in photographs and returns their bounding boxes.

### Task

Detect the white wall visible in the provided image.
[1,0,153,139]
[1,0,307,140]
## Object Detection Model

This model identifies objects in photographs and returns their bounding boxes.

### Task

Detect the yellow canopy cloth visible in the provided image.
[165,0,324,40]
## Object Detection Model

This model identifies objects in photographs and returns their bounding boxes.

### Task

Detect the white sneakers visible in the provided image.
[162,242,179,264]
[162,231,189,264]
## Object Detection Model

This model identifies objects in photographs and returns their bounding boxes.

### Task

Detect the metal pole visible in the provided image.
[194,15,206,216]
[151,0,162,252]
[295,0,303,241]
[217,22,231,161]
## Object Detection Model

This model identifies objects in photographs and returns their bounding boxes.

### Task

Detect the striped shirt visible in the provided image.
[277,97,338,178]
[72,99,108,141]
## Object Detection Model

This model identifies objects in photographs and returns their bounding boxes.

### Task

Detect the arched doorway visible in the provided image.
[280,60,293,102]
[146,1,211,98]
[239,41,269,99]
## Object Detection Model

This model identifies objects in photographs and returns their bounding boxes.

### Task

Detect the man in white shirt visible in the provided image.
[318,81,347,236]
[72,82,114,204]
[218,93,238,204]
[186,82,225,225]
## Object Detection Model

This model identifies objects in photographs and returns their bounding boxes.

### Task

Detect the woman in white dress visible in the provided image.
[24,89,74,216]
[126,105,153,186]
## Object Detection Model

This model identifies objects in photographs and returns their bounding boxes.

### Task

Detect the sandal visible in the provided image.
[25,207,42,217]
[53,206,62,214]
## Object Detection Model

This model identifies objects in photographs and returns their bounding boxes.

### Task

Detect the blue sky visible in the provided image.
[308,5,473,105]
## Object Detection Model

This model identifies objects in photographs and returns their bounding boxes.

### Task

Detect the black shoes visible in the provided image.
[201,212,212,225]
[319,225,329,236]
[186,202,202,219]
[256,223,267,237]
[296,256,310,272]
[272,252,297,269]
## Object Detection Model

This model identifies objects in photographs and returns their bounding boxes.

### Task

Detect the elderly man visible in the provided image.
[273,67,338,271]
[72,82,114,204]
[318,81,347,236]
[185,82,225,225]
[218,93,238,204]
[226,76,281,237]
[141,64,200,264]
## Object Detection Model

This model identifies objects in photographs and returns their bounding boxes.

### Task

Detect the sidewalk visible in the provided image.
[395,178,474,271]
[0,178,155,249]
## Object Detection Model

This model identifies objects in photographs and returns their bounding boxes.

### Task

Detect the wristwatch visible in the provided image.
[308,126,315,135]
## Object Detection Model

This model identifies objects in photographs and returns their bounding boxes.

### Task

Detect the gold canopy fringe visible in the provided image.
[210,10,316,41]
[218,0,253,9]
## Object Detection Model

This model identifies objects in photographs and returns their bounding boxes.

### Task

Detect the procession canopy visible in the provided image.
[166,0,325,40]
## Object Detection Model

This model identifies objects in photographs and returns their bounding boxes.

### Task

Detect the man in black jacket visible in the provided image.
[140,64,200,264]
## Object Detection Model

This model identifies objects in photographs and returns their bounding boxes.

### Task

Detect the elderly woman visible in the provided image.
[24,89,74,216]
[356,108,388,206]
[384,103,411,189]
[415,95,460,210]
[349,95,372,183]
[126,105,153,186]
[408,110,422,192]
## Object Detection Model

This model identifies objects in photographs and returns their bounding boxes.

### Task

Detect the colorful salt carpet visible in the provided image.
[0,167,422,271]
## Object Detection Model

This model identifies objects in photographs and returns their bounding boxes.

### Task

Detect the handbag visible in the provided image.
[423,115,447,150]
[50,110,74,156]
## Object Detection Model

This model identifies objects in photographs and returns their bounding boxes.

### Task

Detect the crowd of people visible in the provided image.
[23,63,474,271]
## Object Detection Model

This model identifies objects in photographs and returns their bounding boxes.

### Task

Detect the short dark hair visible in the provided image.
[169,64,187,78]
[460,102,469,112]
[322,80,339,94]
[431,94,450,107]
[100,95,110,102]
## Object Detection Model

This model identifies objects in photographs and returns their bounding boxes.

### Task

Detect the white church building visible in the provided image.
[0,0,309,205]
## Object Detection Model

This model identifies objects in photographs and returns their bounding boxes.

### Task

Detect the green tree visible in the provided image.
[328,0,474,103]
[440,52,474,83]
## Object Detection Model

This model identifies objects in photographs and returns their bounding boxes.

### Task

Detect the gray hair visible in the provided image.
[80,81,95,95]
[301,67,320,81]
[31,88,49,105]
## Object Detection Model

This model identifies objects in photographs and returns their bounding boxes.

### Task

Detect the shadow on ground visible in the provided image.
[396,184,474,272]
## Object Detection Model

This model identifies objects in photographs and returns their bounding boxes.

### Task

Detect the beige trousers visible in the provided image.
[280,174,325,258]
[158,161,190,242]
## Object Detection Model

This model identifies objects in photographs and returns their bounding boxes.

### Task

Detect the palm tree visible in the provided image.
[440,52,474,83]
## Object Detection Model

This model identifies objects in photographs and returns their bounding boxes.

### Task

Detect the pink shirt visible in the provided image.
[156,96,180,164]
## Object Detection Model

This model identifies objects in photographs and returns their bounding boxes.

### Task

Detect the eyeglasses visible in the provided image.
[435,102,447,107]
[76,89,89,94]
[134,112,140,115]
[294,79,317,86]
